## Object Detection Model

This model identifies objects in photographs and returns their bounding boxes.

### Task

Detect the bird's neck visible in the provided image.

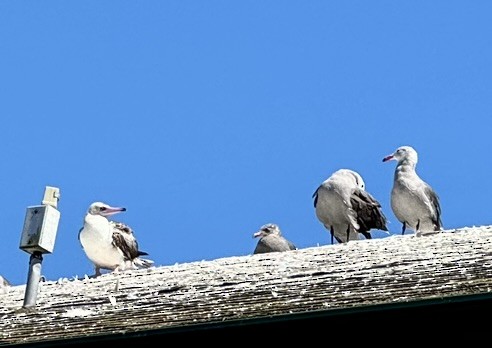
[395,160,417,178]
[84,214,110,229]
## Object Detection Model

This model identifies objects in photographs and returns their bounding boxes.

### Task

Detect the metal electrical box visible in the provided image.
[20,205,61,254]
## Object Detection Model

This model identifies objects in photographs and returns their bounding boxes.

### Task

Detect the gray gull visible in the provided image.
[383,145,442,235]
[313,169,388,244]
[253,223,297,254]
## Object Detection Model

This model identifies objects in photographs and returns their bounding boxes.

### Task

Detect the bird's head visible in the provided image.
[253,223,281,239]
[88,202,127,217]
[383,145,418,165]
[334,169,365,190]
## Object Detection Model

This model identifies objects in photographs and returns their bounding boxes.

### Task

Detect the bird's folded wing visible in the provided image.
[111,221,141,260]
[351,189,388,232]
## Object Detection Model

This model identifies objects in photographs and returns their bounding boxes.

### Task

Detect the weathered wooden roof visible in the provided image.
[2,225,492,346]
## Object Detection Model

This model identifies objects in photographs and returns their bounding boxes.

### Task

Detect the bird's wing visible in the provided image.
[424,185,442,230]
[287,240,297,250]
[254,235,295,254]
[77,227,83,242]
[111,221,145,261]
[351,189,388,234]
[312,186,320,208]
[253,239,271,254]
[269,235,296,251]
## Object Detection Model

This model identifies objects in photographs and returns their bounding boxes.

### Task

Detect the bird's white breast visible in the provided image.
[79,214,124,270]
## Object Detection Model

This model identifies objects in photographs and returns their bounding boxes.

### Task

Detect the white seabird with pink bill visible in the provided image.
[78,201,154,277]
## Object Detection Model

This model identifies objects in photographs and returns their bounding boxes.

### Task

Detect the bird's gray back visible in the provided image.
[254,235,296,254]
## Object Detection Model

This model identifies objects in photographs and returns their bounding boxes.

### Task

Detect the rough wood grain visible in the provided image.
[1,225,492,345]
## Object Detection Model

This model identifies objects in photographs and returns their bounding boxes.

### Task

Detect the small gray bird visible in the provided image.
[383,145,442,235]
[313,169,388,244]
[78,202,154,277]
[253,223,297,254]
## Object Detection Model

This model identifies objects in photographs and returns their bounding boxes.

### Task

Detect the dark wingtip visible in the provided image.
[138,251,149,256]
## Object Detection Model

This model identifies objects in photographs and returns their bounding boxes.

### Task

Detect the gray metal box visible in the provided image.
[19,205,61,254]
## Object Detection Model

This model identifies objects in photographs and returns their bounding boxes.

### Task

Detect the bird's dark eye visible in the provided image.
[100,207,106,211]
[353,175,360,186]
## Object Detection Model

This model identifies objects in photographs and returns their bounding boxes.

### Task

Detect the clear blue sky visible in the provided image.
[1,2,491,286]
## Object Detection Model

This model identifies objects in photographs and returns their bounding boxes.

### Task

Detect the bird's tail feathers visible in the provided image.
[133,257,154,269]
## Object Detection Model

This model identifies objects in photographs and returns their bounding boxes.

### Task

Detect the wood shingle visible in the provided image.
[1,225,492,346]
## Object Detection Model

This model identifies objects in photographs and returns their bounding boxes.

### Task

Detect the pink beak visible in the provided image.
[102,206,126,217]
[382,155,394,162]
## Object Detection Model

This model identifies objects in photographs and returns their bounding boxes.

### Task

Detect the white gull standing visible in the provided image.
[383,146,442,235]
[313,169,388,244]
[78,202,154,277]
[253,223,297,254]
